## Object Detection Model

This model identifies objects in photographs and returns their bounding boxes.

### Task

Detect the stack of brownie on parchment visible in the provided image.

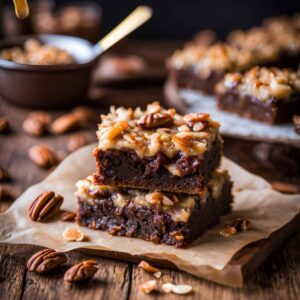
[75,102,232,247]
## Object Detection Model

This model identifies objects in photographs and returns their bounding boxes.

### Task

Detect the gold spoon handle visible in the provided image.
[94,6,153,55]
[13,0,29,19]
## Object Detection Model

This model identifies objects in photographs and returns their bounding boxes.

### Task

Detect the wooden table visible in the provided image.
[0,41,299,300]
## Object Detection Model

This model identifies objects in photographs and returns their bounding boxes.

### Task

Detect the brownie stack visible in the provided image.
[76,102,232,247]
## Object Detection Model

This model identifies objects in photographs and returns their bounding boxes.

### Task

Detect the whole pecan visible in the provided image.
[64,260,98,282]
[23,117,46,137]
[28,191,64,222]
[67,133,89,152]
[51,114,82,134]
[27,248,67,273]
[28,145,59,168]
[137,112,173,129]
[71,106,97,123]
[0,117,10,133]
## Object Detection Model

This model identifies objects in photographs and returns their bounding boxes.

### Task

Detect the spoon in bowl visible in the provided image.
[0,6,153,109]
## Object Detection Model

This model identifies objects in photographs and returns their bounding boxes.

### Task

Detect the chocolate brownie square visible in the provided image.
[167,43,255,95]
[94,102,222,194]
[76,169,232,247]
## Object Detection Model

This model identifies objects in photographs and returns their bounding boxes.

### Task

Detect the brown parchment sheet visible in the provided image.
[0,144,299,287]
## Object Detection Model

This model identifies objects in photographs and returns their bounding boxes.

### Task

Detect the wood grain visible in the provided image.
[0,40,299,299]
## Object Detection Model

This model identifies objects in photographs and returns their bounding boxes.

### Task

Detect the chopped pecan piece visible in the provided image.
[230,217,251,232]
[137,112,173,129]
[0,117,10,133]
[220,217,251,237]
[138,260,160,273]
[219,226,237,237]
[139,280,157,294]
[28,145,59,168]
[64,260,98,282]
[28,191,64,222]
[27,248,67,273]
[63,228,84,241]
[60,211,77,222]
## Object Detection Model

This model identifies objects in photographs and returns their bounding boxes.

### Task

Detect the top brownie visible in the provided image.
[94,102,222,194]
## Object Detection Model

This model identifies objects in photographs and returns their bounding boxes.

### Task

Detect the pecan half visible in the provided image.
[60,211,77,222]
[27,248,67,273]
[28,191,64,222]
[64,260,98,282]
[28,145,59,168]
[138,261,160,273]
[51,114,82,134]
[67,133,89,152]
[23,117,46,137]
[137,112,173,129]
[0,117,10,133]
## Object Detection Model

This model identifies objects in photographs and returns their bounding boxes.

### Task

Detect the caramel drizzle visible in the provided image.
[13,0,29,19]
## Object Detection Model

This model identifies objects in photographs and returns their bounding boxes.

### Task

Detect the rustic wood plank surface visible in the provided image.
[0,41,299,300]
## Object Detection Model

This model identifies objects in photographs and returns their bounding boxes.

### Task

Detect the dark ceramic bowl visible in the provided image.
[0,34,98,109]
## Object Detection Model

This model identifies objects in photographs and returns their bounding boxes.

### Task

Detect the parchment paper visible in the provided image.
[180,89,300,147]
[0,144,299,287]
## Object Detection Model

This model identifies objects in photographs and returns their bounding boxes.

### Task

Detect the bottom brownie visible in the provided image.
[76,169,232,247]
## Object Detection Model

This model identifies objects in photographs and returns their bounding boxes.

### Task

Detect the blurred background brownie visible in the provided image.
[215,66,300,124]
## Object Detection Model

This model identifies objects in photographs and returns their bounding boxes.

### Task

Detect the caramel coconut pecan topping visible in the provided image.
[216,66,300,101]
[227,27,280,63]
[168,43,254,79]
[96,102,220,159]
[27,248,67,273]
